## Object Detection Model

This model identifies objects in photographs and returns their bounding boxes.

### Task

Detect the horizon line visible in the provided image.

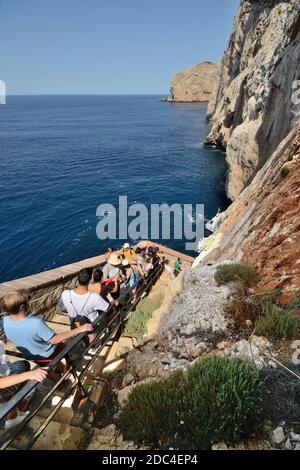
[6,93,169,97]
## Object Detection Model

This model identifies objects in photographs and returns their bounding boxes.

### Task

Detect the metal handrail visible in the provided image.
[0,262,163,450]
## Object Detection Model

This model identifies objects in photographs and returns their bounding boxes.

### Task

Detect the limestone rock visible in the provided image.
[158,264,231,358]
[212,442,228,450]
[126,346,188,381]
[206,0,300,200]
[285,438,293,450]
[122,373,135,388]
[291,432,300,442]
[86,425,147,450]
[169,62,219,102]
[221,335,273,369]
[201,126,300,300]
[272,427,285,446]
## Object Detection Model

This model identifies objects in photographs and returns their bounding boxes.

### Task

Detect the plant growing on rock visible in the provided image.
[255,303,299,340]
[117,370,183,446]
[224,291,278,335]
[215,264,260,290]
[224,298,261,334]
[125,292,164,341]
[178,356,263,449]
[291,290,300,310]
[118,356,263,449]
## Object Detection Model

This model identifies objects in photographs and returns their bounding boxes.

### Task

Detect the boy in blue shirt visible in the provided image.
[0,290,92,381]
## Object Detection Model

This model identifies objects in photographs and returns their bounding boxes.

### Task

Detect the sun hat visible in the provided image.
[108,253,121,266]
[123,242,130,249]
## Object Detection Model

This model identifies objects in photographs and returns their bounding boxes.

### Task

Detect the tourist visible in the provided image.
[59,268,110,325]
[120,242,136,260]
[0,290,92,381]
[163,259,173,278]
[154,247,165,264]
[0,341,47,430]
[121,259,136,288]
[102,253,122,280]
[119,259,141,304]
[89,268,118,304]
[151,246,162,266]
[134,247,146,275]
[173,258,182,277]
[145,256,154,275]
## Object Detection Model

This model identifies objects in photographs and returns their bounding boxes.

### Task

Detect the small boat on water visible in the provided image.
[205,209,221,233]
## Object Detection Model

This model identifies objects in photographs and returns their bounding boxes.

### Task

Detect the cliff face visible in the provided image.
[206,0,300,200]
[201,125,300,301]
[169,61,219,102]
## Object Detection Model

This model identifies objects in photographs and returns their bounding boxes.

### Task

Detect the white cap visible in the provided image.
[123,242,130,249]
[122,259,130,266]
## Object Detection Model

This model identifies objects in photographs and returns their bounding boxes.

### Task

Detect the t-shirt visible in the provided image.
[120,248,136,260]
[146,263,153,272]
[59,290,109,323]
[102,263,120,280]
[0,316,55,360]
[174,261,182,271]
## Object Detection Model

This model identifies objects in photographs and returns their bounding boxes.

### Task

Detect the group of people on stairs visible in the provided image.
[0,243,182,431]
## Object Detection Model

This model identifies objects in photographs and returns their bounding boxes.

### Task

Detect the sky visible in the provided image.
[0,0,240,95]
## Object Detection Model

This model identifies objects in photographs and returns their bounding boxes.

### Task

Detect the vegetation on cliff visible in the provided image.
[118,356,263,449]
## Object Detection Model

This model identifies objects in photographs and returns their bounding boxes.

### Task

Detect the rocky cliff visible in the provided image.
[169,61,219,102]
[206,0,300,200]
[200,124,300,301]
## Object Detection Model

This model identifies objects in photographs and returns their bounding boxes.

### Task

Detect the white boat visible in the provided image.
[205,209,221,233]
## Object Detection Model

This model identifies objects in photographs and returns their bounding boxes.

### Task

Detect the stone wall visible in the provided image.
[0,254,107,321]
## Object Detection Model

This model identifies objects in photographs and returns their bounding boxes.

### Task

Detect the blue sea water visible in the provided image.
[0,95,228,283]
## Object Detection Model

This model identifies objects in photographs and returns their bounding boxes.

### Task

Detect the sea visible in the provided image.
[0,95,228,283]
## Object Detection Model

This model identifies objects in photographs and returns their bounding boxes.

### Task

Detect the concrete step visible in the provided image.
[12,415,84,450]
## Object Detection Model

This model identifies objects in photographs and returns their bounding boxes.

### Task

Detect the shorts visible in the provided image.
[33,342,65,365]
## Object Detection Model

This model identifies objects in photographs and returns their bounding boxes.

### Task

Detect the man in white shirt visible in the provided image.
[59,268,109,325]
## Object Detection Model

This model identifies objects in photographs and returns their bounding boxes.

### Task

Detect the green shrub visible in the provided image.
[179,356,262,449]
[215,264,260,289]
[291,290,300,309]
[118,371,183,446]
[125,292,164,341]
[118,356,263,449]
[255,303,299,340]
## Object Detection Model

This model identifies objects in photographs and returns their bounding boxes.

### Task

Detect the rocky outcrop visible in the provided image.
[86,424,148,450]
[169,62,219,102]
[200,125,300,301]
[206,0,300,200]
[158,265,231,357]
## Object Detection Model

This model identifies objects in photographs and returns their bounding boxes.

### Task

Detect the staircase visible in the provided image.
[0,263,163,450]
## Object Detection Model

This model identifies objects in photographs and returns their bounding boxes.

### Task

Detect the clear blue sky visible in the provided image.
[0,0,240,95]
